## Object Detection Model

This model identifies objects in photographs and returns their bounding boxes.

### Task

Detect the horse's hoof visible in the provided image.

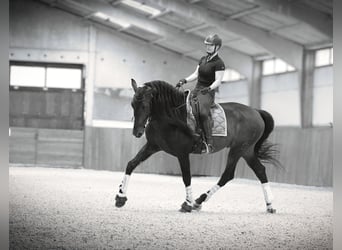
[115,195,127,208]
[192,202,202,211]
[179,202,192,213]
[195,193,207,205]
[267,208,276,214]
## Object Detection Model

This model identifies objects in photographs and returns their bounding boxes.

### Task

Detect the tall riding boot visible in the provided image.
[202,119,214,153]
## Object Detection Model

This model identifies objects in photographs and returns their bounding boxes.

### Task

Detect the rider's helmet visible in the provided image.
[204,34,222,48]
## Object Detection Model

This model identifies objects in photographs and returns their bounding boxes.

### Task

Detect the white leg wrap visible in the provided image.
[118,174,130,197]
[262,183,274,205]
[185,186,193,205]
[205,184,220,202]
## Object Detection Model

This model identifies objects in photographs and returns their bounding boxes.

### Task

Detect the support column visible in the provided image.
[300,50,315,128]
[85,24,96,126]
[249,60,262,109]
[84,24,97,169]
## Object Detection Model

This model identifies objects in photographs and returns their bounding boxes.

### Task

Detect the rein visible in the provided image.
[174,102,186,110]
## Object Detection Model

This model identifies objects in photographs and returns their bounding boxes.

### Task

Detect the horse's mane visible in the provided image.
[144,80,194,138]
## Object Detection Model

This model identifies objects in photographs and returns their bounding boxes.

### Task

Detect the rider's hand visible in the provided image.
[176,79,187,88]
[200,87,211,94]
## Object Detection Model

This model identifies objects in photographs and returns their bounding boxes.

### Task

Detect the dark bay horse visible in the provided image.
[115,79,281,213]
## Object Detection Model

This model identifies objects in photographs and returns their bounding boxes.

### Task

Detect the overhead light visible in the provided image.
[109,18,131,29]
[94,12,131,29]
[121,0,161,16]
[94,12,110,20]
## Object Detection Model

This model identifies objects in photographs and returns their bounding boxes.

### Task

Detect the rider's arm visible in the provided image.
[185,66,199,82]
[208,70,225,90]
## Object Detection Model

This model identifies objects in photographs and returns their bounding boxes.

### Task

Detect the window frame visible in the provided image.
[10,61,85,91]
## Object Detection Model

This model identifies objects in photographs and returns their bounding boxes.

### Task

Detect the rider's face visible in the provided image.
[206,44,215,54]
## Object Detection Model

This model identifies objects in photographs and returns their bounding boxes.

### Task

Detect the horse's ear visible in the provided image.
[131,79,138,93]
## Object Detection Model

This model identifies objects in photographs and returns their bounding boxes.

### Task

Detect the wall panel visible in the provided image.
[10,88,84,130]
[9,128,36,164]
[84,126,332,187]
[10,128,84,166]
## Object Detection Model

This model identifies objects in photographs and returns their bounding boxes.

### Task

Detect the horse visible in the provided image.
[115,79,281,213]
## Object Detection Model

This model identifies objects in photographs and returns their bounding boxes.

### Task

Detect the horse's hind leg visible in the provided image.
[115,143,159,208]
[193,148,242,210]
[242,150,276,213]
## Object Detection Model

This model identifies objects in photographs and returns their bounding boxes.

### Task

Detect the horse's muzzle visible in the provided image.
[135,131,144,138]
[133,127,145,138]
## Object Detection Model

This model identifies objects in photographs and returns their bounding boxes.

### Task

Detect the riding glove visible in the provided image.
[176,79,187,88]
[200,87,211,94]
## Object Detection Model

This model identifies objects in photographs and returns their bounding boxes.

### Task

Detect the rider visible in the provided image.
[177,34,225,153]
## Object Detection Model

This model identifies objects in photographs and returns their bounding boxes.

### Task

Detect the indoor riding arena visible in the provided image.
[9,0,333,249]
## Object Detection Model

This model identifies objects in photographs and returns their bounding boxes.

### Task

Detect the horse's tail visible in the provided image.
[255,110,283,169]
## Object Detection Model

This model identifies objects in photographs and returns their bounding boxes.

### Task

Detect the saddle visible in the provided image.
[184,89,227,139]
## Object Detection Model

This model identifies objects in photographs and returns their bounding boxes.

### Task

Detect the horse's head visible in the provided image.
[131,79,154,138]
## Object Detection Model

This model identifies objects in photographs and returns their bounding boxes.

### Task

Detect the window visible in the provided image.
[10,66,45,87]
[261,72,300,126]
[312,66,333,126]
[10,63,83,90]
[315,47,333,67]
[217,81,249,105]
[46,68,82,89]
[312,48,333,126]
[222,68,245,82]
[262,58,295,76]
[261,91,300,126]
[313,86,333,126]
[274,59,287,74]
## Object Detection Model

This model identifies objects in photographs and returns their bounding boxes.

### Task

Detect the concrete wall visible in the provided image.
[9,0,196,124]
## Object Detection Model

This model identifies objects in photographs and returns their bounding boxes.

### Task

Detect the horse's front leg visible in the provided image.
[115,143,159,208]
[177,154,194,213]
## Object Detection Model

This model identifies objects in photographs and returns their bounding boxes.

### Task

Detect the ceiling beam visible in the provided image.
[248,0,332,38]
[182,49,200,56]
[66,0,254,77]
[228,6,263,19]
[149,37,167,44]
[109,0,122,7]
[183,23,209,33]
[148,9,170,19]
[189,0,202,3]
[305,42,333,50]
[134,0,304,69]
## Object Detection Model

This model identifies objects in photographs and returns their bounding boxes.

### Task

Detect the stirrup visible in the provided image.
[201,141,214,154]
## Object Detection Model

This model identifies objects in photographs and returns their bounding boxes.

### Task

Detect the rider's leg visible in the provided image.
[197,92,214,152]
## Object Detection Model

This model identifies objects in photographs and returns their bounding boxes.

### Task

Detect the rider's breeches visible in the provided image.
[194,90,215,143]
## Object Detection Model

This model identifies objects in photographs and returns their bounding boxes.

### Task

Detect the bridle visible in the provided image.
[131,94,152,124]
